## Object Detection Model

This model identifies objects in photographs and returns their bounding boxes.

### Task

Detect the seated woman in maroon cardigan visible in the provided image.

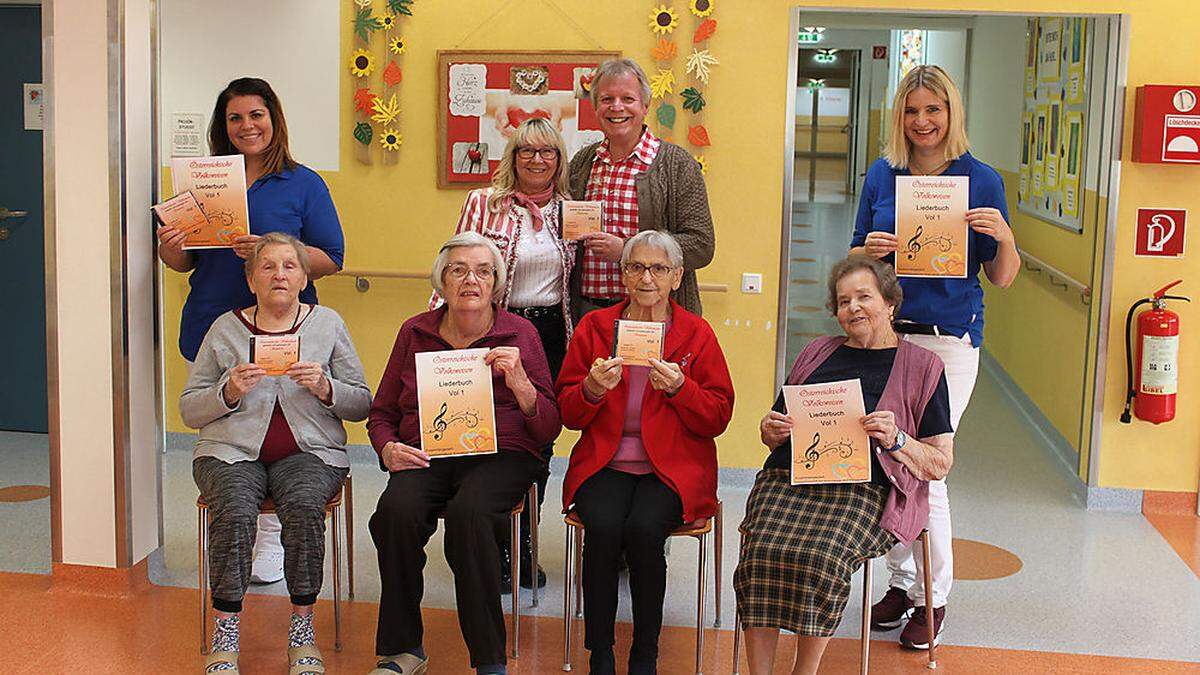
[366,231,561,675]
[556,230,734,675]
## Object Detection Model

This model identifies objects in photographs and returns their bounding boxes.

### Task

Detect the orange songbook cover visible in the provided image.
[415,348,498,458]
[152,190,210,238]
[783,378,872,485]
[559,200,603,240]
[894,175,969,278]
[170,154,250,249]
[250,334,300,376]
[612,319,666,367]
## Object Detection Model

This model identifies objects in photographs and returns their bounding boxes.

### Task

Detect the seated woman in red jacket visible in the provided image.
[557,230,734,675]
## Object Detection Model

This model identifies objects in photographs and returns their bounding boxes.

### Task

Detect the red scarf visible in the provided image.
[510,185,554,231]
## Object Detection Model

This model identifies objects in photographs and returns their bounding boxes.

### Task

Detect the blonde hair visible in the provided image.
[883,65,969,169]
[487,118,571,212]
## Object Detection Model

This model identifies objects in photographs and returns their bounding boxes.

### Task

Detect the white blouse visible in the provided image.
[507,204,565,308]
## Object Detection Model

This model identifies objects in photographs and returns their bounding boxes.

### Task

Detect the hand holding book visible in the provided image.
[223,362,267,407]
[646,357,684,395]
[381,441,430,471]
[584,356,624,400]
[483,346,537,415]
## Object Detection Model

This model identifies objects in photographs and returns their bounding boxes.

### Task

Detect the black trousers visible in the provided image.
[369,450,544,667]
[573,468,684,662]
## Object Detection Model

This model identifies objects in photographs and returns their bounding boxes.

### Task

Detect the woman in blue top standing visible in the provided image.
[157,77,346,585]
[849,65,1019,649]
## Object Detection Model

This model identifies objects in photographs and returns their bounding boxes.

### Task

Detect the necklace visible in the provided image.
[252,303,303,333]
[910,158,950,176]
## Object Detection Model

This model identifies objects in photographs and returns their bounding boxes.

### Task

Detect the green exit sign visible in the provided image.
[798,31,823,44]
[814,53,836,64]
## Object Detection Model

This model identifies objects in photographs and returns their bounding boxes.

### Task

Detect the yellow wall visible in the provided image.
[162,0,1200,491]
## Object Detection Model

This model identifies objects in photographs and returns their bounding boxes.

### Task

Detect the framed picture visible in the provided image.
[437,50,620,189]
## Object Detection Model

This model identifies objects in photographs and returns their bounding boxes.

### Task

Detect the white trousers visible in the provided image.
[885,332,979,607]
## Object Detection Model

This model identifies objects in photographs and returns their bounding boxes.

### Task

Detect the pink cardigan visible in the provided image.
[431,187,575,338]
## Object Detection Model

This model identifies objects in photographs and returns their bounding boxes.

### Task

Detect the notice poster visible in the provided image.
[152,191,210,238]
[1038,18,1062,84]
[559,200,603,240]
[250,334,300,376]
[784,379,871,485]
[894,175,969,278]
[612,320,666,367]
[1062,112,1084,218]
[1044,100,1061,190]
[415,348,498,458]
[1067,18,1087,104]
[170,155,250,249]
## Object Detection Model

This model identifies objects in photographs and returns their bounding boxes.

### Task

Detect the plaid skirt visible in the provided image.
[733,469,896,636]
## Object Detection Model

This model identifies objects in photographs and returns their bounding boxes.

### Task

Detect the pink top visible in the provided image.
[608,366,652,474]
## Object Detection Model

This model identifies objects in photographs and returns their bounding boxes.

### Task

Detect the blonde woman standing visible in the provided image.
[849,64,1019,649]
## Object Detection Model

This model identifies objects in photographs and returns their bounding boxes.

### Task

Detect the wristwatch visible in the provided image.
[883,430,907,453]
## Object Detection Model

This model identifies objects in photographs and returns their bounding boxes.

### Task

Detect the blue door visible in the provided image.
[0,6,48,433]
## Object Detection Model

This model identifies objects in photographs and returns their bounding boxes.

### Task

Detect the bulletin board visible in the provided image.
[1017,17,1090,234]
[437,50,620,189]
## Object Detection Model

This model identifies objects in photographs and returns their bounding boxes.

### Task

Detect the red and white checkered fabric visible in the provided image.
[581,128,661,299]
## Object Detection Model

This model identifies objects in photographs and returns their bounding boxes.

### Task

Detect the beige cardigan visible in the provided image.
[567,137,715,315]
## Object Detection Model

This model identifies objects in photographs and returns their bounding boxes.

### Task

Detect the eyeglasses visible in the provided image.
[515,147,559,160]
[445,263,496,282]
[622,262,675,279]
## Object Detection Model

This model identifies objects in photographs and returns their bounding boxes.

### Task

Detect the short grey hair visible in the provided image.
[244,231,310,276]
[621,230,684,269]
[590,58,652,108]
[430,231,507,302]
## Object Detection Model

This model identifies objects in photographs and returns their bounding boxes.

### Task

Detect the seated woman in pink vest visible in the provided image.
[733,255,954,675]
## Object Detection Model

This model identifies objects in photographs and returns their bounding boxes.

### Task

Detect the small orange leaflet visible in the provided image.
[687,125,711,147]
[353,88,379,113]
[651,37,677,61]
[693,18,717,43]
[383,60,403,87]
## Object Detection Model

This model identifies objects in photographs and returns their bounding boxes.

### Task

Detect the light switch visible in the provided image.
[741,272,763,294]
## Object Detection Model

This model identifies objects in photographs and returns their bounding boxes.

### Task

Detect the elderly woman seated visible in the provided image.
[556,230,734,675]
[733,254,954,675]
[367,231,561,675]
[181,232,371,675]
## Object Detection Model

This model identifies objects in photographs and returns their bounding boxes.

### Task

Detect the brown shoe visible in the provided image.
[899,604,945,649]
[870,586,913,630]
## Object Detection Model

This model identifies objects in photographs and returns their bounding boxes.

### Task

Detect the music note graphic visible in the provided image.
[429,402,449,440]
[904,224,924,260]
[802,432,821,470]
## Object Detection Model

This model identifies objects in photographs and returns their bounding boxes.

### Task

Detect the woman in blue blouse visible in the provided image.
[157,77,345,586]
[849,65,1019,650]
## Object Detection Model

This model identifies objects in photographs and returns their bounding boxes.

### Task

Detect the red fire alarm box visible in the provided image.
[1132,85,1200,163]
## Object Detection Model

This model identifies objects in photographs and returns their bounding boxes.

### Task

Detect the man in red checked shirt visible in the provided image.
[567,58,715,320]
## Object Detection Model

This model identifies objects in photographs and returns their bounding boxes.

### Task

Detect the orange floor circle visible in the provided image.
[952,538,1024,580]
[0,485,50,503]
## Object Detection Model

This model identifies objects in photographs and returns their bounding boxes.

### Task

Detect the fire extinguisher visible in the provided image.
[1121,280,1190,424]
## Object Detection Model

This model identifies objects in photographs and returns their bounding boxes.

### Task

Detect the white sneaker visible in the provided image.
[250,515,285,584]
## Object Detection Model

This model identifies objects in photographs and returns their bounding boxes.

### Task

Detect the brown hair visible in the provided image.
[209,77,297,176]
[825,254,903,315]
[883,65,970,169]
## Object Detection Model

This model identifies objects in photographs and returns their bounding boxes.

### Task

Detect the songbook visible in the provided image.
[783,378,872,485]
[894,175,969,278]
[612,319,666,367]
[415,348,498,457]
[170,154,250,249]
[559,200,603,240]
[249,334,300,376]
[151,190,211,239]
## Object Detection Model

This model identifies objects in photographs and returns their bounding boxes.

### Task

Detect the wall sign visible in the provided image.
[872,45,888,60]
[169,113,206,157]
[1132,85,1200,164]
[1134,208,1186,258]
[23,83,44,131]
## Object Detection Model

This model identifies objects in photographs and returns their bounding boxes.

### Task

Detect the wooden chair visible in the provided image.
[197,474,354,654]
[561,500,723,674]
[731,529,938,673]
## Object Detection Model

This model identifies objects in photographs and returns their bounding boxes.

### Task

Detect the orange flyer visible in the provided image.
[559,200,603,240]
[894,175,969,278]
[152,190,210,237]
[415,348,498,458]
[250,334,300,376]
[170,154,250,249]
[612,320,665,367]
[783,378,872,485]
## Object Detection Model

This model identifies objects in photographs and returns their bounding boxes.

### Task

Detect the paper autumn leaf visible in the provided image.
[651,37,677,62]
[694,18,717,43]
[353,8,382,42]
[656,103,677,128]
[685,49,720,84]
[353,88,379,113]
[688,125,711,147]
[371,93,401,126]
[383,60,403,87]
[387,0,414,16]
[353,122,373,146]
[681,87,705,114]
[650,69,676,99]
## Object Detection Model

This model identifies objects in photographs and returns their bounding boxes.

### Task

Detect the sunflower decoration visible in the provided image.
[380,128,402,151]
[350,49,375,78]
[694,155,708,175]
[388,35,406,55]
[649,4,679,35]
[689,0,714,17]
[379,13,396,31]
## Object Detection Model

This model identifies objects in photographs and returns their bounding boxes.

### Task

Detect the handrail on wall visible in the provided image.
[1019,249,1091,306]
[336,267,729,294]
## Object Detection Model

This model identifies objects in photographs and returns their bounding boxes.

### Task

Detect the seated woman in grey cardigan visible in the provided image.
[181,232,371,675]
